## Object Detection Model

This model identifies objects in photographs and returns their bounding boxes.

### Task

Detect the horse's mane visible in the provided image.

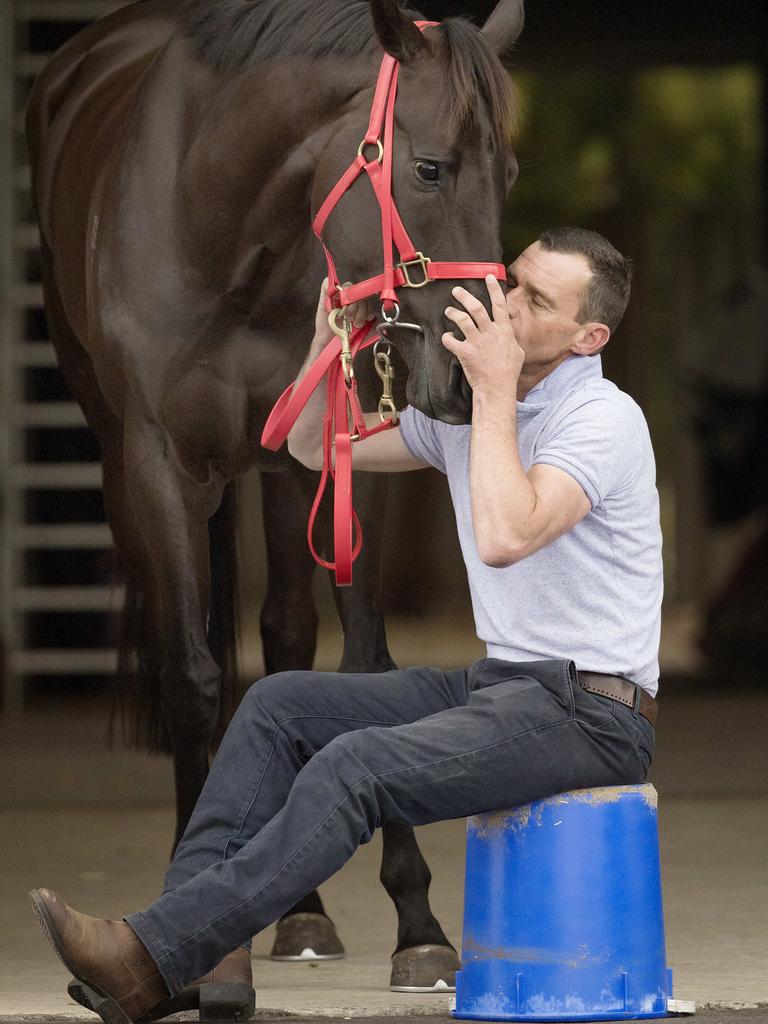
[180,0,514,141]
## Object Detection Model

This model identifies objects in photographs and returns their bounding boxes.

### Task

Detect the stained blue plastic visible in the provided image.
[453,784,671,1021]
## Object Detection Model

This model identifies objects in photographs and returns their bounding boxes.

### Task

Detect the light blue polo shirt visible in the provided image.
[399,354,663,695]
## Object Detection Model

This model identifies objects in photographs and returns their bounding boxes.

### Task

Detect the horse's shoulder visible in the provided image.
[28,1,180,251]
[28,0,178,133]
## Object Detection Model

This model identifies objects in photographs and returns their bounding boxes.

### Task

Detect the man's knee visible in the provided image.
[299,733,382,835]
[306,729,367,778]
[245,670,293,699]
[242,670,313,717]
[309,729,391,799]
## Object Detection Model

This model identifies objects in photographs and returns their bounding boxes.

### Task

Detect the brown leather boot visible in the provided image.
[112,946,253,1023]
[30,888,169,1023]
[192,946,252,985]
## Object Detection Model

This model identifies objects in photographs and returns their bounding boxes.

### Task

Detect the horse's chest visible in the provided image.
[159,329,304,477]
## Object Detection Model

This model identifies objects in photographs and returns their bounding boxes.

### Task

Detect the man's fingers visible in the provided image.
[444,305,478,341]
[348,303,360,325]
[451,286,492,329]
[351,300,373,327]
[339,282,372,327]
[441,330,463,353]
[317,277,329,307]
[485,274,510,322]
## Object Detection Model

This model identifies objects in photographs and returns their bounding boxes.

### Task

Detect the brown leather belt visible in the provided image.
[578,671,658,727]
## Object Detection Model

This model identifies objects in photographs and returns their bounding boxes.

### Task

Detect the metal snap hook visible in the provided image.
[373,341,398,425]
[328,307,355,383]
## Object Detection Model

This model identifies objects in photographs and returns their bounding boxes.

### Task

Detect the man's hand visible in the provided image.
[312,279,374,352]
[441,275,523,397]
[288,280,425,474]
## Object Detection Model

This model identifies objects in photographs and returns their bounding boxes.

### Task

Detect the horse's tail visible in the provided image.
[110,480,242,753]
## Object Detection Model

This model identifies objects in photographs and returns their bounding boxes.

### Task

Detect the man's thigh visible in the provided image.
[331,659,647,826]
[246,663,470,756]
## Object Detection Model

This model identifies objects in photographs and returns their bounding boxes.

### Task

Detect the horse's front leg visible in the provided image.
[123,408,224,847]
[259,465,319,674]
[330,471,396,673]
[330,473,460,991]
[259,463,346,960]
[381,824,460,991]
[262,467,398,963]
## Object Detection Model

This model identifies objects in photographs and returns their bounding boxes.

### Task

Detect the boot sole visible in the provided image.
[70,977,256,1024]
[28,889,132,1024]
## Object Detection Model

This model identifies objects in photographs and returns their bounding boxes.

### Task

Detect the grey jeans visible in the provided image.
[127,658,655,993]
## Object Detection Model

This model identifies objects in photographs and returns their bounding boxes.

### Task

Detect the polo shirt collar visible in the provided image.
[517,354,603,413]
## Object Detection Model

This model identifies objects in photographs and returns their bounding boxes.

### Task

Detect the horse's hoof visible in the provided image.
[69,978,255,1023]
[270,912,345,961]
[389,943,460,991]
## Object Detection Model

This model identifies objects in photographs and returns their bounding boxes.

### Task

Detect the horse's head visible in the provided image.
[312,0,523,424]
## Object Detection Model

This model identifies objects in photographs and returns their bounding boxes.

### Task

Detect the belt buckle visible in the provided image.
[397,252,432,288]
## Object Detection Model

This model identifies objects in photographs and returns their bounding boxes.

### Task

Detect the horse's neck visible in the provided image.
[170,54,374,300]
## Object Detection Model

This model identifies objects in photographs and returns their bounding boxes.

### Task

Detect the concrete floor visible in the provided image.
[1,618,767,1019]
[1,1014,767,1024]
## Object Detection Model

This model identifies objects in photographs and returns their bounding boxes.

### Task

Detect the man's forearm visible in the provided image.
[286,335,329,470]
[470,392,537,567]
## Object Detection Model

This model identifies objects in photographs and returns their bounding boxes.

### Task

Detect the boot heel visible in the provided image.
[73,981,132,1024]
[199,982,255,1022]
[70,977,200,1024]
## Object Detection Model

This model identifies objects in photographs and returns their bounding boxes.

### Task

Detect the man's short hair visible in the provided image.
[537,227,632,333]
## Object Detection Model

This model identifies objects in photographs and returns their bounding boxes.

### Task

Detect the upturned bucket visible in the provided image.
[452,784,674,1021]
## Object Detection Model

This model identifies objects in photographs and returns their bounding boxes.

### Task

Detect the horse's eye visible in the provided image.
[414,160,440,184]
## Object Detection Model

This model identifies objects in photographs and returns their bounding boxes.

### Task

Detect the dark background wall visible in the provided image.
[360,0,768,685]
[4,0,766,704]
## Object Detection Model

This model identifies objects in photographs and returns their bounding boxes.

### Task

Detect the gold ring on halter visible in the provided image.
[357,139,384,164]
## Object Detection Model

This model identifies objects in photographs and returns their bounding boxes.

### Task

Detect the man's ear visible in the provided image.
[572,323,610,357]
[370,0,428,63]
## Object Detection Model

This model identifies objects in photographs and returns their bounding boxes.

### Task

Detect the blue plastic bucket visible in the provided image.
[453,784,671,1021]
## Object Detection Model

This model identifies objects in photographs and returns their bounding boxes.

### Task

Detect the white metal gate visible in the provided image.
[1,0,128,718]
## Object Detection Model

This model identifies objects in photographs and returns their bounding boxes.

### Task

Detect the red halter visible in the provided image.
[262,22,506,585]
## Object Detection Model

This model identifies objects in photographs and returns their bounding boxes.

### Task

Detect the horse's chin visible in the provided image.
[404,371,473,425]
[386,321,473,423]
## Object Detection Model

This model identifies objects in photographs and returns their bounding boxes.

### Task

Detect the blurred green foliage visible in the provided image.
[503,66,761,256]
[501,65,762,493]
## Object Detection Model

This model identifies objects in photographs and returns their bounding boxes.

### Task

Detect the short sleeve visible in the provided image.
[399,406,447,474]
[532,397,643,507]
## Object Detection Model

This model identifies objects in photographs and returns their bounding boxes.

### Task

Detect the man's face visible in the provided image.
[505,243,593,372]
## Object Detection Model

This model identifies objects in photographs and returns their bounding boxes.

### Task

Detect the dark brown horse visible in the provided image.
[26,0,522,988]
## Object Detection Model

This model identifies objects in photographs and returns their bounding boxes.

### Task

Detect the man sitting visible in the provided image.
[30,227,661,1023]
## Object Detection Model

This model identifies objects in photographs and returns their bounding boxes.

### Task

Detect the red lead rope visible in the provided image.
[262,21,506,585]
[261,320,390,585]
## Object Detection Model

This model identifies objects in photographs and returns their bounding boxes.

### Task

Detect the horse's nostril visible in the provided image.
[448,358,463,394]
[448,358,473,410]
[462,374,473,408]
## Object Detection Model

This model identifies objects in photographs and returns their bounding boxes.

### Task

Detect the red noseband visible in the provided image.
[262,22,505,585]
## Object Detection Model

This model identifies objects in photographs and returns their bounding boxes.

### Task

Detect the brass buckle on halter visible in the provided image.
[397,252,432,288]
[328,307,355,383]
